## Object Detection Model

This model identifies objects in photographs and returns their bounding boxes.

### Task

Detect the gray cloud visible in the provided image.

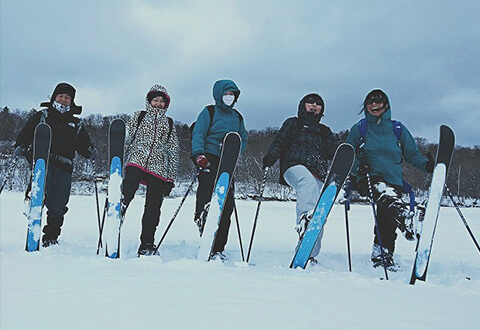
[1,0,478,146]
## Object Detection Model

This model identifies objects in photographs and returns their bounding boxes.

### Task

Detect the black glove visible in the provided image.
[14,146,27,157]
[262,154,276,169]
[357,161,370,176]
[425,152,435,173]
[164,182,174,197]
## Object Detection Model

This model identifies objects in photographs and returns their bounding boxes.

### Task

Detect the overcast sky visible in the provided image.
[1,0,479,147]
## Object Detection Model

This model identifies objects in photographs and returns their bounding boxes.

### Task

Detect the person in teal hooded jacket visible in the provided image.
[191,79,247,261]
[346,89,434,271]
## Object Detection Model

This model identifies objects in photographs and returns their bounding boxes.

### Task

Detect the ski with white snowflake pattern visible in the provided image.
[197,132,241,262]
[25,123,51,252]
[290,143,355,269]
[410,125,454,284]
[103,119,126,259]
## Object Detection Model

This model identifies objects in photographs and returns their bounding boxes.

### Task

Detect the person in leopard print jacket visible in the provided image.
[121,84,179,256]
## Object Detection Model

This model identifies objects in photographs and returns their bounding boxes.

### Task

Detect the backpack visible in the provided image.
[355,118,415,211]
[189,105,243,139]
[358,118,402,147]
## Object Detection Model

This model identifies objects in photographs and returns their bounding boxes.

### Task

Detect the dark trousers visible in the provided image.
[356,176,407,253]
[42,165,72,240]
[122,166,167,244]
[195,153,234,253]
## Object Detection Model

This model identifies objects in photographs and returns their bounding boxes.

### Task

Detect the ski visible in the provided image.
[103,119,126,259]
[290,143,355,269]
[197,132,241,261]
[25,123,51,252]
[410,125,454,284]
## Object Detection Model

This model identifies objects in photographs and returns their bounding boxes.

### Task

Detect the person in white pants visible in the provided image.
[262,93,337,263]
[283,165,324,257]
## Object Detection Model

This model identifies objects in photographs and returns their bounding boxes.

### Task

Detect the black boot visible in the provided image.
[42,236,59,248]
[137,242,158,256]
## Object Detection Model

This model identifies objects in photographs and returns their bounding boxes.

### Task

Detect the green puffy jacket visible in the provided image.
[346,108,428,186]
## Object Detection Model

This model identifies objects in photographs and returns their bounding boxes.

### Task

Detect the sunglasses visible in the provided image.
[366,95,386,105]
[305,97,323,105]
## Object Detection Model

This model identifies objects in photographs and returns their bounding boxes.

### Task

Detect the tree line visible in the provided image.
[1,106,479,203]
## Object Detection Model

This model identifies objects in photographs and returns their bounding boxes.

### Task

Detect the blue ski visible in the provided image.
[25,123,51,252]
[103,119,126,259]
[290,143,355,269]
[197,132,241,262]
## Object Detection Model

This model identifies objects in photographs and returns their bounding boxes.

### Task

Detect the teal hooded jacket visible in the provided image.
[346,107,428,186]
[191,80,247,157]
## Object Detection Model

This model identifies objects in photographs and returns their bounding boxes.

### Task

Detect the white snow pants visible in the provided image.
[283,165,324,258]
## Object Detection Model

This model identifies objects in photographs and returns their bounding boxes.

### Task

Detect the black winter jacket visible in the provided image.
[15,104,93,173]
[265,94,337,185]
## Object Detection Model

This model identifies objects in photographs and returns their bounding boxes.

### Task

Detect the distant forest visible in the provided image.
[1,106,479,203]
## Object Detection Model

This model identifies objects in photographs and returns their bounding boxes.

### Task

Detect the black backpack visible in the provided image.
[189,105,243,139]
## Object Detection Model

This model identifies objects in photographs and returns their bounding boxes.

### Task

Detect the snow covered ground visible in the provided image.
[1,191,479,329]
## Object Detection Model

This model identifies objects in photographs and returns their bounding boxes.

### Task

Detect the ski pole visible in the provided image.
[94,179,102,246]
[96,198,108,255]
[153,170,199,254]
[445,185,480,253]
[0,156,19,195]
[366,173,389,280]
[246,167,269,263]
[233,200,245,262]
[343,179,353,272]
[89,156,103,252]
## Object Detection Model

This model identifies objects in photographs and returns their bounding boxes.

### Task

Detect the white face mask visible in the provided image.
[222,94,235,106]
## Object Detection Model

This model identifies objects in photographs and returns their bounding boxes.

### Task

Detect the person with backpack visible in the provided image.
[191,79,247,261]
[14,82,94,247]
[121,84,179,256]
[262,93,337,264]
[345,89,434,271]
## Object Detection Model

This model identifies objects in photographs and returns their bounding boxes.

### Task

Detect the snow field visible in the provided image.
[1,192,479,329]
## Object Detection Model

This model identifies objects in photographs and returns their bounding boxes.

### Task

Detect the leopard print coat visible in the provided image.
[125,85,179,182]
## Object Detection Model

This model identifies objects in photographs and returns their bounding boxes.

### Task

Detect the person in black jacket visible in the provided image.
[14,82,93,247]
[262,93,337,263]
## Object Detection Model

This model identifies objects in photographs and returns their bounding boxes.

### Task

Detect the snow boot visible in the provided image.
[137,242,158,256]
[371,243,400,272]
[308,257,318,265]
[42,236,59,248]
[210,251,227,262]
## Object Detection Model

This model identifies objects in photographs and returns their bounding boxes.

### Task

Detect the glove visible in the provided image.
[357,161,370,176]
[262,154,276,169]
[425,152,435,173]
[14,146,27,157]
[195,155,210,168]
[164,182,174,197]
